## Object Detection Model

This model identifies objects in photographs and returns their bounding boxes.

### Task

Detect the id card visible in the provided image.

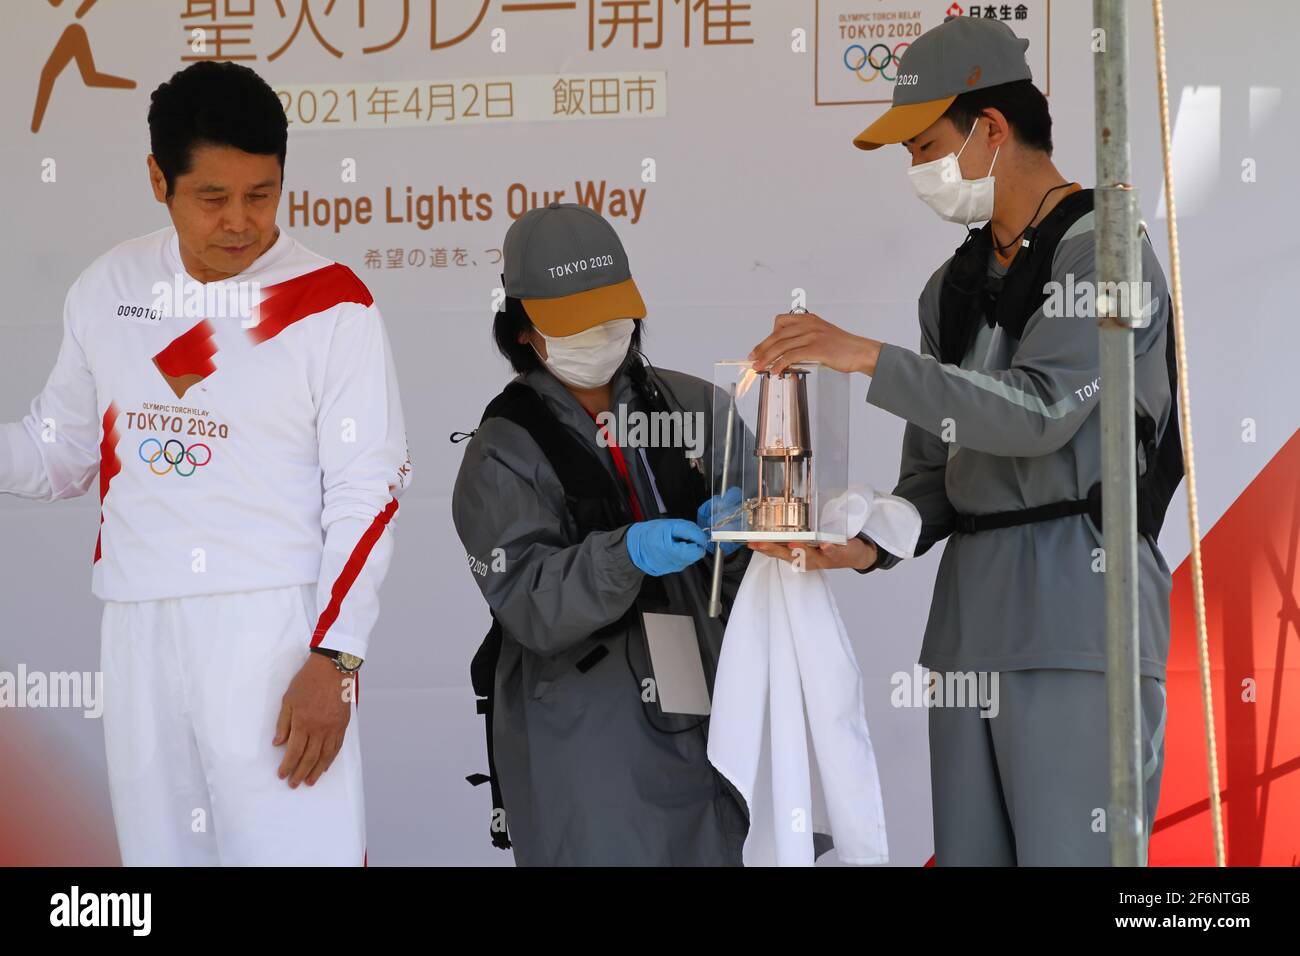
[642,612,711,717]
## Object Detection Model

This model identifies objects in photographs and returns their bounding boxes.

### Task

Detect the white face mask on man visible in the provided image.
[533,318,636,390]
[907,119,1000,225]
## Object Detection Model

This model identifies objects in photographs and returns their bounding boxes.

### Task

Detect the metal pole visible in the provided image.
[707,382,737,618]
[1093,0,1145,867]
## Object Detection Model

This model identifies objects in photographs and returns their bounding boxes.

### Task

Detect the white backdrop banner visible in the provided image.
[0,0,1296,865]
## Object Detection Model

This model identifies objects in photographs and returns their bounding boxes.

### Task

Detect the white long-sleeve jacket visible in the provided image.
[0,227,413,659]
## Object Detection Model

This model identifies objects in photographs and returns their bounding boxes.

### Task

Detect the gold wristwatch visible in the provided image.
[310,647,364,674]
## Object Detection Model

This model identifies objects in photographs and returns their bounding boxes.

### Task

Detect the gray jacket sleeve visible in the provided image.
[859,284,956,573]
[869,419,958,571]
[867,236,1167,459]
[451,418,645,657]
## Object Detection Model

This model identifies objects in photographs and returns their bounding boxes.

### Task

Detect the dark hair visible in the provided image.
[492,297,645,375]
[148,61,288,197]
[942,79,1053,155]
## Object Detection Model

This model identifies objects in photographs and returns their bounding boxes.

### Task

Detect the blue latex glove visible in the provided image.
[626,519,710,576]
[696,486,744,555]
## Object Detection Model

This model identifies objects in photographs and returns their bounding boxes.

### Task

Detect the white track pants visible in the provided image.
[100,584,365,866]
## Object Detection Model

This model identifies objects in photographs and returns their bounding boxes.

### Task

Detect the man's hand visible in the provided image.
[748,536,878,571]
[748,312,883,378]
[274,652,354,788]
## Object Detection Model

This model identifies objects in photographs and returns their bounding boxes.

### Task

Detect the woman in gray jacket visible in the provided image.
[452,203,750,865]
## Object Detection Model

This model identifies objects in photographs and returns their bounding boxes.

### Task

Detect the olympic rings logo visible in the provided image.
[138,438,212,477]
[843,42,911,83]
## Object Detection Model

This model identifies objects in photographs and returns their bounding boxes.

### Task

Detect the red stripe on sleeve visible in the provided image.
[249,263,374,345]
[310,498,399,648]
[94,403,122,564]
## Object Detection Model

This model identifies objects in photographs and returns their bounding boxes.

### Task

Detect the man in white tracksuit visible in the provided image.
[0,62,412,865]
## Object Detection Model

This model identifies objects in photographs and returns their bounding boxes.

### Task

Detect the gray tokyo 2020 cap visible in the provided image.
[853,14,1032,151]
[502,201,646,337]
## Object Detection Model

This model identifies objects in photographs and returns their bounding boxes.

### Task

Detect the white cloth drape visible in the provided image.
[707,487,921,866]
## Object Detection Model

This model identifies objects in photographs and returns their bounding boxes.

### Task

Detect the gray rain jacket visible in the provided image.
[452,356,751,865]
[866,209,1175,679]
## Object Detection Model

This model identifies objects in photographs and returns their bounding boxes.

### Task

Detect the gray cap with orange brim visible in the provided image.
[853,14,1032,151]
[502,202,646,337]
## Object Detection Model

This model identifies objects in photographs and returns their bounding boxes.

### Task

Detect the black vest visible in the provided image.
[936,188,1183,538]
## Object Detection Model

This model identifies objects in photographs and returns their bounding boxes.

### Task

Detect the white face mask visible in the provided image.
[907,120,1000,224]
[534,318,636,390]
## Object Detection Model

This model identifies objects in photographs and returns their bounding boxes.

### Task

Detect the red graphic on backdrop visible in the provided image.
[247,263,374,345]
[1150,427,1300,865]
[152,320,218,399]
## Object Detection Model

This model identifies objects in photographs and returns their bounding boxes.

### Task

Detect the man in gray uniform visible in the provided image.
[453,203,750,865]
[748,16,1174,865]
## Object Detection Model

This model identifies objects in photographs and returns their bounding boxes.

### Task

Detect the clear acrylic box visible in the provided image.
[710,361,851,544]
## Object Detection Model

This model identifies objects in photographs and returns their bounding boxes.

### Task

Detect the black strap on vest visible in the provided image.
[460,380,627,851]
[953,485,1101,535]
[936,188,1183,539]
[467,621,509,849]
[939,188,1097,366]
[456,361,709,850]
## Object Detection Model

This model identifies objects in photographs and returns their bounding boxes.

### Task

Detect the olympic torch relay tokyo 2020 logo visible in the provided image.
[814,1,1050,107]
[125,405,230,479]
[814,0,926,105]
